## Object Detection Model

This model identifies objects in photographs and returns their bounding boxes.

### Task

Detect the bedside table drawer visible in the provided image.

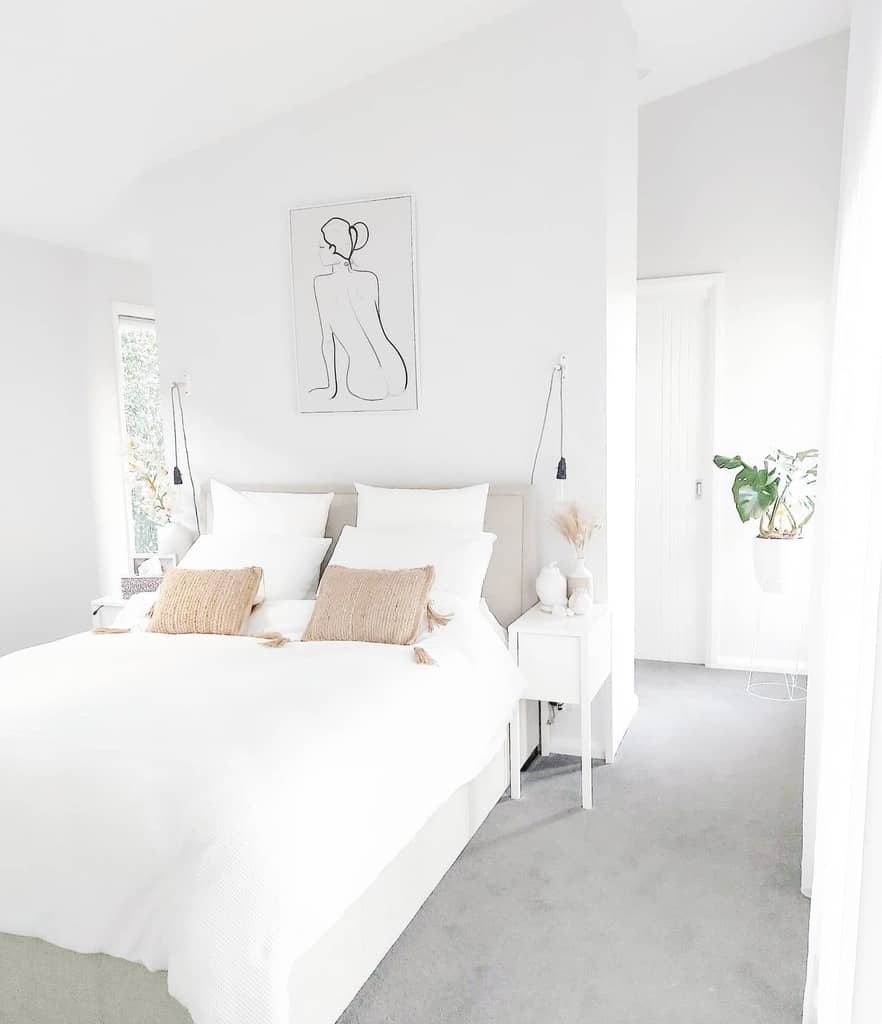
[517,634,581,703]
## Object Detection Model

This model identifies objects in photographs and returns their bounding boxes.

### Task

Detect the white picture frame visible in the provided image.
[131,554,177,575]
[289,194,419,414]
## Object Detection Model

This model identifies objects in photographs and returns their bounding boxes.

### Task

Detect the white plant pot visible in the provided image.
[157,521,196,564]
[752,536,804,595]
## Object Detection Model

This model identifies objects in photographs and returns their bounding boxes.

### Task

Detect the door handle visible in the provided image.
[695,480,703,499]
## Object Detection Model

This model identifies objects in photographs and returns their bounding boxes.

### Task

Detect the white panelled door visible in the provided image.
[636,275,719,664]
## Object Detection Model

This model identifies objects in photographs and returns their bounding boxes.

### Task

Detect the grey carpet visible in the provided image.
[339,661,809,1024]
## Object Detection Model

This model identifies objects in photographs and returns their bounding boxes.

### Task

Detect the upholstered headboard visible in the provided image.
[203,484,535,627]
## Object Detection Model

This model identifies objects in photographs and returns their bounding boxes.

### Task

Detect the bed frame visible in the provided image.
[0,485,535,1024]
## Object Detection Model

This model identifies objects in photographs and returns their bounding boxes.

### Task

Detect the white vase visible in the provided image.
[157,521,196,564]
[752,536,804,595]
[536,562,568,612]
[567,556,594,600]
[568,589,592,616]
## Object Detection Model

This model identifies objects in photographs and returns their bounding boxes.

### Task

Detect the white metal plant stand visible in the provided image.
[745,592,807,702]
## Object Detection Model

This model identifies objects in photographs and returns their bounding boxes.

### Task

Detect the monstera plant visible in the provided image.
[713,448,818,539]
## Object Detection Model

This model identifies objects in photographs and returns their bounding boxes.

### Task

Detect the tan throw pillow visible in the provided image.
[303,565,441,646]
[148,567,263,636]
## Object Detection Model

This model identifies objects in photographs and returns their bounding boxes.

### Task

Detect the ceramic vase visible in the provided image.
[536,562,567,612]
[568,589,592,616]
[567,556,594,601]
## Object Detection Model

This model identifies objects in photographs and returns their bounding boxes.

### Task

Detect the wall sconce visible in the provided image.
[530,354,568,502]
[170,380,201,535]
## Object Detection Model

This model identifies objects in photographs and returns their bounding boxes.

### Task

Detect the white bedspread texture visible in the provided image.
[0,598,521,1024]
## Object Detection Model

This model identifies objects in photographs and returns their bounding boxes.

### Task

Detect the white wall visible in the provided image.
[143,0,637,753]
[638,34,848,669]
[801,3,882,1018]
[0,232,151,655]
[604,5,639,751]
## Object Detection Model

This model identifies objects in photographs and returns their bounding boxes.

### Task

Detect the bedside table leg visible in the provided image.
[539,701,551,756]
[580,693,593,810]
[603,674,615,764]
[509,705,521,799]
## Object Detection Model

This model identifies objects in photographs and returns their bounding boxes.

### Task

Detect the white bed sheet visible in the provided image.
[479,597,508,646]
[0,597,522,1024]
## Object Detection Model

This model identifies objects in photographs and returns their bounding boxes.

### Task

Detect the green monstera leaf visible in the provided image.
[712,454,745,471]
[714,449,817,535]
[731,466,778,523]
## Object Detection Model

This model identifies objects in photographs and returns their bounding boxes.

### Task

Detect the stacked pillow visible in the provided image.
[210,480,333,538]
[354,482,488,532]
[330,483,495,605]
[330,526,493,604]
[180,533,329,602]
[149,566,263,636]
[177,481,334,601]
[142,482,494,639]
[303,565,440,646]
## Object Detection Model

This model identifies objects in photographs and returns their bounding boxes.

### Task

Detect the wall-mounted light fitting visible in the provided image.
[530,353,568,503]
[170,379,200,535]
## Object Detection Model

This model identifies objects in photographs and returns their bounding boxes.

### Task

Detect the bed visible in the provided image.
[0,485,535,1024]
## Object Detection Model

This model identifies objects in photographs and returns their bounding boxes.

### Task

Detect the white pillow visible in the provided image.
[329,525,495,603]
[180,533,330,601]
[110,591,159,631]
[210,480,334,538]
[355,482,489,532]
[246,599,316,640]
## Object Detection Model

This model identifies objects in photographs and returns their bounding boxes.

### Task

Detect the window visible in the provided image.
[117,312,165,554]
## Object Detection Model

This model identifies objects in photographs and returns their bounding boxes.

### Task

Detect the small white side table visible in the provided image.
[508,603,613,809]
[90,595,126,630]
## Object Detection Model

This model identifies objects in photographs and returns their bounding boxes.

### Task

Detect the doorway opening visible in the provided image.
[635,274,722,665]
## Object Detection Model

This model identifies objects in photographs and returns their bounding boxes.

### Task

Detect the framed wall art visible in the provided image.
[289,194,419,413]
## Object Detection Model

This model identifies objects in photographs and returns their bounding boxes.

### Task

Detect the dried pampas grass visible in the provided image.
[552,503,600,556]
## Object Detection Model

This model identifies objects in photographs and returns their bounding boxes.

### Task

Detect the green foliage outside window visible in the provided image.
[119,318,166,553]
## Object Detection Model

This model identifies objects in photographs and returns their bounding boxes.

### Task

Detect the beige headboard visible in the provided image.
[203,484,535,627]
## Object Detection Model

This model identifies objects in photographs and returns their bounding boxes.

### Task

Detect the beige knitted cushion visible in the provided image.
[303,565,437,645]
[148,567,263,636]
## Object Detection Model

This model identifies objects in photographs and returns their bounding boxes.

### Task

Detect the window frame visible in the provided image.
[112,302,160,561]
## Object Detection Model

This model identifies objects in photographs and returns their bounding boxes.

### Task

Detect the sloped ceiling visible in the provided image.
[0,0,851,259]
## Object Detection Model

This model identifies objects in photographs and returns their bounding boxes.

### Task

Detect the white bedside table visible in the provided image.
[90,596,126,630]
[508,603,613,809]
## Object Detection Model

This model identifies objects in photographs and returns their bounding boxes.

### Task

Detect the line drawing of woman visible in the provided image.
[309,217,409,402]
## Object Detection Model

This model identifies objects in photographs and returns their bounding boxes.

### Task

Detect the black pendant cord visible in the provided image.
[170,383,201,536]
[530,367,557,487]
[170,385,181,485]
[530,364,567,487]
[557,364,566,483]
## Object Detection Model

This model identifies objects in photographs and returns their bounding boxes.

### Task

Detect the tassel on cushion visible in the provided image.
[93,626,131,635]
[258,632,291,648]
[413,646,436,666]
[426,602,452,632]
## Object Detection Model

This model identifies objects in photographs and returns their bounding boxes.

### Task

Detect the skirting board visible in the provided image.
[0,737,510,1024]
[709,656,809,676]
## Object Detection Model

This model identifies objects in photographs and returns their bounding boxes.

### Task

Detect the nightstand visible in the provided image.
[90,596,127,630]
[508,603,613,809]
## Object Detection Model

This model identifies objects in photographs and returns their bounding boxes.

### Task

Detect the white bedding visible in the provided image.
[0,598,521,1024]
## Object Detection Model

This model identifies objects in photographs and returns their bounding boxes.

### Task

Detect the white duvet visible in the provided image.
[0,597,522,1024]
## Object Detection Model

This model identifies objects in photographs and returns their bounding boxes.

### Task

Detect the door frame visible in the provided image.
[636,272,724,667]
